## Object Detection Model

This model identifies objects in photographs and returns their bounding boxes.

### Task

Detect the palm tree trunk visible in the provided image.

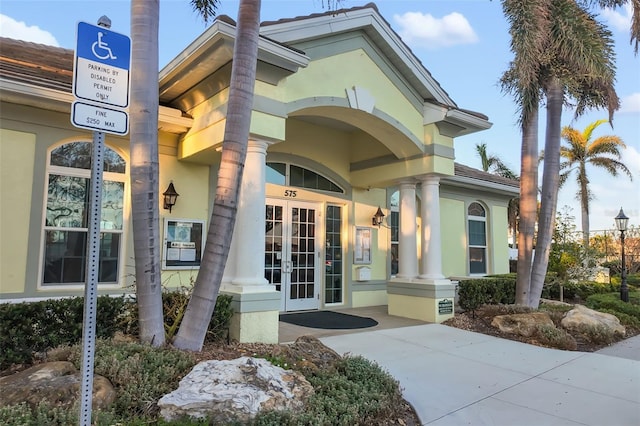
[173,0,262,351]
[530,77,563,307]
[129,0,165,346]
[579,162,590,248]
[516,106,539,305]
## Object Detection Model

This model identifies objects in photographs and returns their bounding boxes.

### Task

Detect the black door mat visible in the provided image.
[279,310,378,330]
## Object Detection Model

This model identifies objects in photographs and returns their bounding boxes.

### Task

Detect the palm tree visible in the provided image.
[588,0,640,53]
[173,0,344,351]
[129,0,166,346]
[560,119,632,247]
[501,0,619,307]
[475,142,519,180]
[172,0,262,351]
[129,0,222,346]
[475,143,520,246]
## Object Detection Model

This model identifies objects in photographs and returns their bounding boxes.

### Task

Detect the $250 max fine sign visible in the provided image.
[71,21,131,135]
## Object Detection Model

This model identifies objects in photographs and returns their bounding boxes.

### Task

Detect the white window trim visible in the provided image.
[467,202,489,276]
[38,141,127,290]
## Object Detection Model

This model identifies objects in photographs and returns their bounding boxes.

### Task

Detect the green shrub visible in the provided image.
[0,295,127,369]
[457,277,516,316]
[597,309,640,331]
[542,281,619,301]
[67,339,196,420]
[0,401,80,426]
[534,324,577,350]
[575,323,619,345]
[585,292,640,319]
[122,292,234,344]
[0,292,232,370]
[251,355,403,426]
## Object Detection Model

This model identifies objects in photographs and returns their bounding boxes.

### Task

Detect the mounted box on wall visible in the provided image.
[355,266,371,282]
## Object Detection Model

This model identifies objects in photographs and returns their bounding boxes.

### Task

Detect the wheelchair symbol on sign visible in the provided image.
[91,32,117,60]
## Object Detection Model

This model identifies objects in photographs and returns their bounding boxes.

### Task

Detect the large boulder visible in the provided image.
[270,335,342,374]
[491,312,555,337]
[0,361,115,410]
[561,304,625,337]
[158,356,314,423]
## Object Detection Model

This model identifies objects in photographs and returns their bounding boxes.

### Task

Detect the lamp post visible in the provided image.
[614,207,629,303]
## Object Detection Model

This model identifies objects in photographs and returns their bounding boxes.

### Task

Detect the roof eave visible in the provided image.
[159,19,309,103]
[444,175,519,197]
[1,79,193,134]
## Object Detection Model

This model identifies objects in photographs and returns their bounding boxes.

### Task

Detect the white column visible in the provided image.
[397,181,418,279]
[231,139,269,287]
[419,175,444,279]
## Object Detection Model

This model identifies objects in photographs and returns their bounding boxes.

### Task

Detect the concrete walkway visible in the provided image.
[320,324,640,426]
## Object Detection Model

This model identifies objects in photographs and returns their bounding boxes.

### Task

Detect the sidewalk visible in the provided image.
[320,324,640,426]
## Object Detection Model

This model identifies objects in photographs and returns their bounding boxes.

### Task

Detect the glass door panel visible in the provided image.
[265,200,319,311]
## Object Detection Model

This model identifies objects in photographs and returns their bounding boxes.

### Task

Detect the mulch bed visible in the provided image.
[443,304,639,353]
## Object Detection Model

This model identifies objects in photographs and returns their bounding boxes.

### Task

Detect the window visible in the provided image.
[468,202,487,275]
[390,191,399,276]
[325,205,343,304]
[266,162,344,194]
[42,142,126,286]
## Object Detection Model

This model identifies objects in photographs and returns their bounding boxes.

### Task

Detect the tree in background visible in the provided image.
[475,142,520,247]
[501,0,619,308]
[560,119,632,248]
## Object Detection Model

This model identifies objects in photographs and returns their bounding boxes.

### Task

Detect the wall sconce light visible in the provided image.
[372,206,385,227]
[163,181,179,213]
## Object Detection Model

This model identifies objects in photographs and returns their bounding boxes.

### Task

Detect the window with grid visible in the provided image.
[42,141,126,286]
[468,202,487,275]
[266,162,344,194]
[325,205,343,304]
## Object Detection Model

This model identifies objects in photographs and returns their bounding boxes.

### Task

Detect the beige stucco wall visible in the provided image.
[440,197,467,277]
[157,151,210,290]
[0,129,36,294]
[490,205,510,274]
[282,49,424,139]
[351,188,387,282]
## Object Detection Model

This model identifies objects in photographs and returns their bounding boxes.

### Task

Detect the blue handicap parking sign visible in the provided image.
[76,22,130,70]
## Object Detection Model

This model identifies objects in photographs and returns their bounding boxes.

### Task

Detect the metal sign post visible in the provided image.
[71,16,131,426]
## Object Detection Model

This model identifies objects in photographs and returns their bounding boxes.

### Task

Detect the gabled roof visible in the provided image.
[259,2,490,134]
[260,2,452,107]
[0,35,515,191]
[0,37,192,133]
[446,163,520,196]
[0,37,72,91]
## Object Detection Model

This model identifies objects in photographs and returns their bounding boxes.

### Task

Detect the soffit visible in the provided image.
[158,18,309,106]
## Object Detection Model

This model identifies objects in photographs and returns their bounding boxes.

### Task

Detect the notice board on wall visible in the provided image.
[163,218,205,269]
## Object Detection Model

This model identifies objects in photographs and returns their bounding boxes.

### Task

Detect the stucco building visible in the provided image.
[0,3,519,342]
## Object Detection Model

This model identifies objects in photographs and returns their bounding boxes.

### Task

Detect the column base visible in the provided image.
[387,279,455,323]
[221,284,280,343]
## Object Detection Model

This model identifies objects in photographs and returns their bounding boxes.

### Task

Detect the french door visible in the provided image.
[265,199,320,311]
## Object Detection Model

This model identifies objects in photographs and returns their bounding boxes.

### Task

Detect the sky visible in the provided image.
[1,0,639,233]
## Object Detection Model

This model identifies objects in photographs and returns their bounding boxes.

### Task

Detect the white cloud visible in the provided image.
[601,3,633,32]
[0,14,59,46]
[393,11,478,50]
[620,93,640,113]
[621,145,640,176]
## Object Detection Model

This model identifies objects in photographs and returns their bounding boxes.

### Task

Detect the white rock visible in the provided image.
[158,356,313,423]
